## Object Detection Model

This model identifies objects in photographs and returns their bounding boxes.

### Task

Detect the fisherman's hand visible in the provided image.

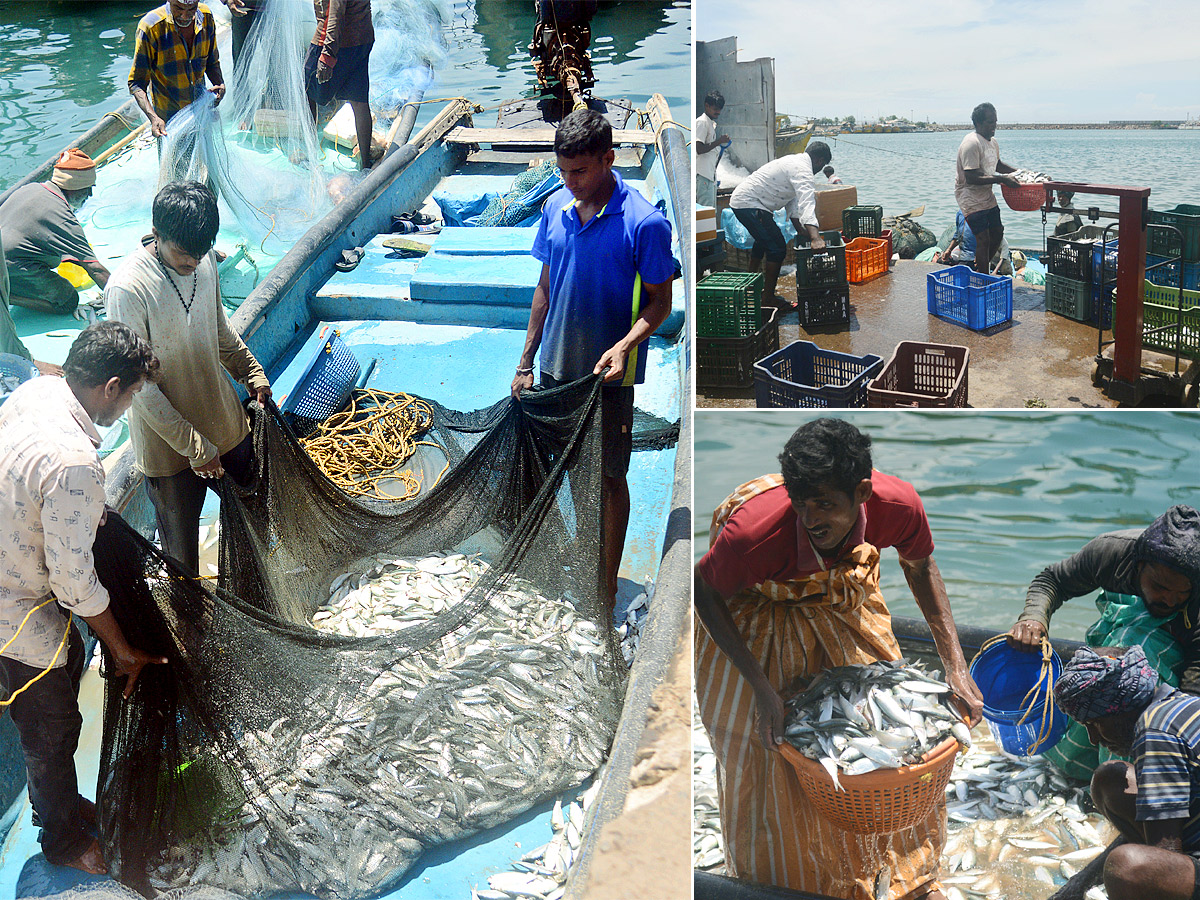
[594,345,628,383]
[211,84,226,105]
[999,174,1022,189]
[810,236,826,251]
[718,134,730,144]
[1008,619,1047,653]
[753,684,786,750]
[317,61,333,85]
[150,115,168,138]
[225,0,247,14]
[947,670,985,727]
[193,455,225,481]
[112,646,169,699]
[34,359,64,377]
[254,385,273,406]
[511,370,534,399]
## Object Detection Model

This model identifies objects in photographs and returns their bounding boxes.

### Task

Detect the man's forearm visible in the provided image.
[82,261,110,288]
[694,567,772,693]
[518,285,550,369]
[80,608,135,661]
[901,556,970,677]
[130,86,157,124]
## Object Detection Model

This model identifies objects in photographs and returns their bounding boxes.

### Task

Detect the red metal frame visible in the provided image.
[1043,181,1151,384]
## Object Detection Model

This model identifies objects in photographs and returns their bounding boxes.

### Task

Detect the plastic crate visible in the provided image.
[880,228,893,263]
[1121,280,1200,360]
[794,231,847,288]
[278,325,361,433]
[844,236,889,284]
[1045,272,1091,322]
[1046,229,1100,282]
[867,341,969,408]
[1149,204,1200,262]
[797,284,850,328]
[1145,254,1186,289]
[753,340,882,408]
[926,265,1013,331]
[841,206,883,241]
[697,306,780,388]
[697,271,763,337]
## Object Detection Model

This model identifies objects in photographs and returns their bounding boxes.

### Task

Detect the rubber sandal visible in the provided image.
[334,247,364,272]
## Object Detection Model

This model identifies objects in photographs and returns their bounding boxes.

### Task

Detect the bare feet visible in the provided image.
[62,837,107,875]
[34,360,64,377]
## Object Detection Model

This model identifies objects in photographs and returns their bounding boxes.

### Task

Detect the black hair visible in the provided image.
[63,321,159,390]
[971,102,996,127]
[554,109,613,158]
[823,165,835,176]
[806,140,832,172]
[704,90,725,110]
[778,417,872,501]
[152,181,219,259]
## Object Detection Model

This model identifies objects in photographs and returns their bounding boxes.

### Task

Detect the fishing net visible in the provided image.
[92,377,624,898]
[471,160,564,227]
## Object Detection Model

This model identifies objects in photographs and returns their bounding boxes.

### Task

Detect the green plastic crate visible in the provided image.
[697,271,763,337]
[1149,204,1200,263]
[1111,280,1200,360]
[841,205,883,241]
[1045,273,1091,322]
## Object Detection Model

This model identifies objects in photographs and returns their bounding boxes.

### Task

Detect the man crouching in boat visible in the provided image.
[511,109,674,612]
[1008,505,1200,782]
[694,417,984,900]
[1053,645,1200,900]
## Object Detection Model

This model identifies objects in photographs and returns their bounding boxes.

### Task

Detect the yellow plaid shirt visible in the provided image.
[127,3,221,123]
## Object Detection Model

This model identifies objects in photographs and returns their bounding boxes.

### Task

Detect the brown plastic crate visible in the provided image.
[868,341,970,408]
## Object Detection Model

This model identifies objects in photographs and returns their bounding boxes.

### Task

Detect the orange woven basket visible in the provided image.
[1001,182,1049,212]
[780,736,960,835]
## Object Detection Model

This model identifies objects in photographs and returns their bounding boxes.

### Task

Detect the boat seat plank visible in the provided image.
[445,127,655,146]
[432,227,536,255]
[409,254,541,304]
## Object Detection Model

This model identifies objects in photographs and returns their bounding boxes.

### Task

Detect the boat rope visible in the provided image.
[298,388,448,501]
[101,111,140,132]
[821,133,946,163]
[0,598,74,709]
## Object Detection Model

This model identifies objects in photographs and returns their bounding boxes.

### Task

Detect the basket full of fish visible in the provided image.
[779,659,970,835]
[1000,170,1052,212]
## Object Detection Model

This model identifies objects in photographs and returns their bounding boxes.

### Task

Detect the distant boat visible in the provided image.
[1180,119,1200,130]
[775,113,814,156]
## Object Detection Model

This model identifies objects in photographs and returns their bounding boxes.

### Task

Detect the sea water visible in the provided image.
[694,410,1200,642]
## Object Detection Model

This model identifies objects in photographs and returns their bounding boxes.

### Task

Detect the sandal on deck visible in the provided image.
[334,247,364,272]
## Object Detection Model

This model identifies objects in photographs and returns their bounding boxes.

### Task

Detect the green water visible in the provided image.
[694,410,1200,642]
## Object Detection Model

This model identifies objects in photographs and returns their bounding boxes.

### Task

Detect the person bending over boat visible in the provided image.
[510,109,674,612]
[105,182,272,576]
[695,89,729,208]
[0,150,110,317]
[1052,645,1200,900]
[129,0,226,138]
[0,323,166,876]
[306,0,376,170]
[0,231,62,376]
[694,417,984,900]
[728,141,832,311]
[954,102,1022,276]
[1008,505,1200,782]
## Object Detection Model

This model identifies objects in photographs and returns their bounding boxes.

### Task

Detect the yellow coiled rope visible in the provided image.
[0,597,73,709]
[299,388,448,501]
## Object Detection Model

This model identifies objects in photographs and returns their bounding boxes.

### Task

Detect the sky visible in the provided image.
[696,0,1200,124]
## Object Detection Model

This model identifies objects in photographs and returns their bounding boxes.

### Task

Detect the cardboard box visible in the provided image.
[814,185,859,232]
[697,206,717,241]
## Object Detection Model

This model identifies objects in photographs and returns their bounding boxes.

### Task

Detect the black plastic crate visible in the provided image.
[1149,205,1200,262]
[797,284,850,328]
[841,205,883,241]
[697,306,780,388]
[794,231,847,288]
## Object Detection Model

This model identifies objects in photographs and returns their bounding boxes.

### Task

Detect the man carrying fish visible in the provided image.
[694,417,983,900]
[1053,645,1200,900]
[511,108,674,612]
[955,101,1022,276]
[1008,505,1200,781]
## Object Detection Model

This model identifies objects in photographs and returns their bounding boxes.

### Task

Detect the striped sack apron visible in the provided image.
[695,475,945,900]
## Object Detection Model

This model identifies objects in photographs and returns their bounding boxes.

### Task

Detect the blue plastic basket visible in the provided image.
[969,639,1068,756]
[926,265,1013,331]
[0,353,39,406]
[278,326,360,429]
[753,340,882,408]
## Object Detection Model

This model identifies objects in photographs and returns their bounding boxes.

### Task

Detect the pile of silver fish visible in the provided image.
[692,698,725,872]
[1012,169,1053,184]
[783,660,970,784]
[470,780,601,900]
[145,552,621,899]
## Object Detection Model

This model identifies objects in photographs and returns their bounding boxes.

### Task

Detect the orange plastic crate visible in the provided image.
[844,236,889,284]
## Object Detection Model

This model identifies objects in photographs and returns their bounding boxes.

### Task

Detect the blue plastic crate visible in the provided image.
[926,265,1013,331]
[753,340,882,408]
[0,353,39,406]
[278,325,361,429]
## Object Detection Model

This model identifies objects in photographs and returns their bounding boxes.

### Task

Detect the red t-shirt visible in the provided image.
[698,472,934,599]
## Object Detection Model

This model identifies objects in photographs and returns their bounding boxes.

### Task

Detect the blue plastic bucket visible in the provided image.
[969,639,1068,756]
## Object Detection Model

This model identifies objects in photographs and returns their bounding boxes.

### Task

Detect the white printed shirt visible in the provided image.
[729,153,818,227]
[695,112,719,181]
[0,376,110,667]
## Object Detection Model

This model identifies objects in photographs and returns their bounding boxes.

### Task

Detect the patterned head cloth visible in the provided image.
[1053,645,1159,723]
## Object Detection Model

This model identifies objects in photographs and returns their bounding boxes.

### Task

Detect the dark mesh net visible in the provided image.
[471,160,563,227]
[92,377,623,898]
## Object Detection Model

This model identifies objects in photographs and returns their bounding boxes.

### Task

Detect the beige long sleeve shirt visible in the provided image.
[105,240,269,478]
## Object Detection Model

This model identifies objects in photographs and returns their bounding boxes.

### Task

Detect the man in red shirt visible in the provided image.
[694,417,983,899]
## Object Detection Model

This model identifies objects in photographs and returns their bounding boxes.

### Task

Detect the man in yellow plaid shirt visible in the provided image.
[128,0,226,138]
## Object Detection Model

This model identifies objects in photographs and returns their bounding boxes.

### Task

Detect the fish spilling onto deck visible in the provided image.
[144,552,623,899]
[782,660,969,779]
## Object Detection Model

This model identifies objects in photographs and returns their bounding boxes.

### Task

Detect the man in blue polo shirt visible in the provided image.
[511,108,674,611]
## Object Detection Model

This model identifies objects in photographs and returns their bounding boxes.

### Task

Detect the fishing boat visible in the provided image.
[0,82,692,900]
[774,114,814,157]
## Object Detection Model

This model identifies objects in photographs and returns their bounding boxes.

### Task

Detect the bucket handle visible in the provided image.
[972,633,1059,754]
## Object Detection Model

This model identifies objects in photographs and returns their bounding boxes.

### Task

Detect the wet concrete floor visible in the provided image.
[699,260,1122,409]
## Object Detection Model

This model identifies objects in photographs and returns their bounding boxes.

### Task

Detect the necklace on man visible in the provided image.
[155,241,198,323]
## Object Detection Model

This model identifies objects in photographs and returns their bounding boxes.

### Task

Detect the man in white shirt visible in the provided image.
[695,90,729,208]
[729,142,832,309]
[0,322,166,875]
[954,102,1021,275]
[105,181,272,576]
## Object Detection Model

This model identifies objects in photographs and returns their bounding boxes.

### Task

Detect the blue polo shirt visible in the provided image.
[532,170,674,386]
